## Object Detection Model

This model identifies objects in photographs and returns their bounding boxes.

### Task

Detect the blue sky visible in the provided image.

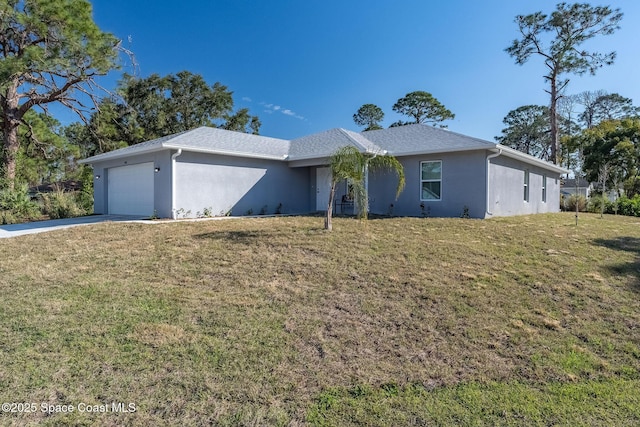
[88,0,640,141]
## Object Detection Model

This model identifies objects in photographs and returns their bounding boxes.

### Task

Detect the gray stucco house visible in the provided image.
[80,124,568,219]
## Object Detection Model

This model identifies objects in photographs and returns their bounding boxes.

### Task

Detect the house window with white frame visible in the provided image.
[421,161,442,200]
[524,170,530,202]
[542,175,547,203]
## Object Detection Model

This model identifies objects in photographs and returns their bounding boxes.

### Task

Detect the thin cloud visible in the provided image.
[241,96,252,102]
[259,101,305,120]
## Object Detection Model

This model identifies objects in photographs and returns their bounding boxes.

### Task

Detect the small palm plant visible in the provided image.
[325,146,405,231]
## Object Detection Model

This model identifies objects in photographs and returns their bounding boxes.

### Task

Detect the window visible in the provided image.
[523,170,530,202]
[542,175,547,203]
[421,161,442,200]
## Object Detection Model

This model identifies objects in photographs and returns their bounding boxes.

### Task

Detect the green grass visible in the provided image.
[0,213,639,425]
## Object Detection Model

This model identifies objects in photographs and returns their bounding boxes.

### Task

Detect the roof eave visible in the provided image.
[80,143,289,165]
[495,145,570,174]
[78,145,166,164]
[385,144,496,158]
[163,144,288,161]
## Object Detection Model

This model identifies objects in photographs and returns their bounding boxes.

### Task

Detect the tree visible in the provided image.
[0,0,123,189]
[577,118,640,191]
[120,71,260,140]
[496,105,552,160]
[221,108,261,134]
[591,93,640,125]
[64,97,141,159]
[353,104,384,131]
[506,3,623,164]
[575,90,607,129]
[324,146,405,231]
[13,111,80,186]
[392,91,454,127]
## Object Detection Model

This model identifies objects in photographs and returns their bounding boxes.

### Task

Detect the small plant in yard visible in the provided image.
[174,208,192,218]
[565,194,587,212]
[420,202,430,218]
[460,205,470,219]
[387,203,394,216]
[275,203,283,215]
[259,205,268,215]
[246,208,253,216]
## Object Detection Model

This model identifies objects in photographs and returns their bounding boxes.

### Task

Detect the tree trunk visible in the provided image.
[324,181,336,231]
[2,82,22,190]
[549,77,559,165]
[2,125,20,190]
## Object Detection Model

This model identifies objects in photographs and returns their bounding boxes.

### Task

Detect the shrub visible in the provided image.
[616,195,640,217]
[0,184,40,222]
[587,195,616,215]
[0,210,18,225]
[73,165,94,213]
[623,177,640,198]
[564,194,587,212]
[40,190,86,219]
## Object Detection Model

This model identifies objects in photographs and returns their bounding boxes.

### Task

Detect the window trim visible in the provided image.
[524,169,530,202]
[420,160,442,201]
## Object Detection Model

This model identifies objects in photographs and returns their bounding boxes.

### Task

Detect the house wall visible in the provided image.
[488,155,561,216]
[174,151,310,217]
[90,151,173,217]
[368,151,488,218]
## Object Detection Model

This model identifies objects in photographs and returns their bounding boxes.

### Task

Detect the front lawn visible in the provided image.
[0,213,638,425]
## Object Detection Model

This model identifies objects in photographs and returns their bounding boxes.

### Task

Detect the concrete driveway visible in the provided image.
[0,215,151,238]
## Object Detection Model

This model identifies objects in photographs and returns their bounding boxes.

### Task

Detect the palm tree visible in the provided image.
[324,146,405,231]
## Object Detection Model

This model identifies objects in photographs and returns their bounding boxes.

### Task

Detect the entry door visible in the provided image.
[316,167,332,211]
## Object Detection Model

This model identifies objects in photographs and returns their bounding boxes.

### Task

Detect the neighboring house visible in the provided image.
[80,124,568,219]
[560,178,593,199]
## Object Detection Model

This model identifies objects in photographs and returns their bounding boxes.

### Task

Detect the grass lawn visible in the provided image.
[0,213,639,426]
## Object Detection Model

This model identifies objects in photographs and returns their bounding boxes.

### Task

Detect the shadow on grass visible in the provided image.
[193,226,325,243]
[593,237,640,291]
[194,230,272,243]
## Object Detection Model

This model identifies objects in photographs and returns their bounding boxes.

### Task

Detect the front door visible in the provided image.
[316,167,331,211]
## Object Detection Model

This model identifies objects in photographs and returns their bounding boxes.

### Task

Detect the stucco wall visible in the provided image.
[488,155,561,216]
[90,151,173,217]
[174,151,310,217]
[368,151,488,218]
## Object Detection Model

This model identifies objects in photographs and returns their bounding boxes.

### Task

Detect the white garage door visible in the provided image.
[108,162,154,216]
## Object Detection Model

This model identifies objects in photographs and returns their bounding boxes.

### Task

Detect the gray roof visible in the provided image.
[363,124,496,155]
[561,178,591,188]
[81,124,568,174]
[288,128,385,160]
[80,127,290,163]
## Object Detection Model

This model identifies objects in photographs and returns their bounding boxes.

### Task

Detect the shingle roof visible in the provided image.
[561,178,591,188]
[288,128,384,160]
[362,124,496,155]
[80,127,290,163]
[80,124,568,174]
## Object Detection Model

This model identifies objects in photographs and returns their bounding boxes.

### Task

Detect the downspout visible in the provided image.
[171,149,182,219]
[485,148,502,217]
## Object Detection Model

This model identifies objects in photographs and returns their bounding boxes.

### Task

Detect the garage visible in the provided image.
[107,162,154,216]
